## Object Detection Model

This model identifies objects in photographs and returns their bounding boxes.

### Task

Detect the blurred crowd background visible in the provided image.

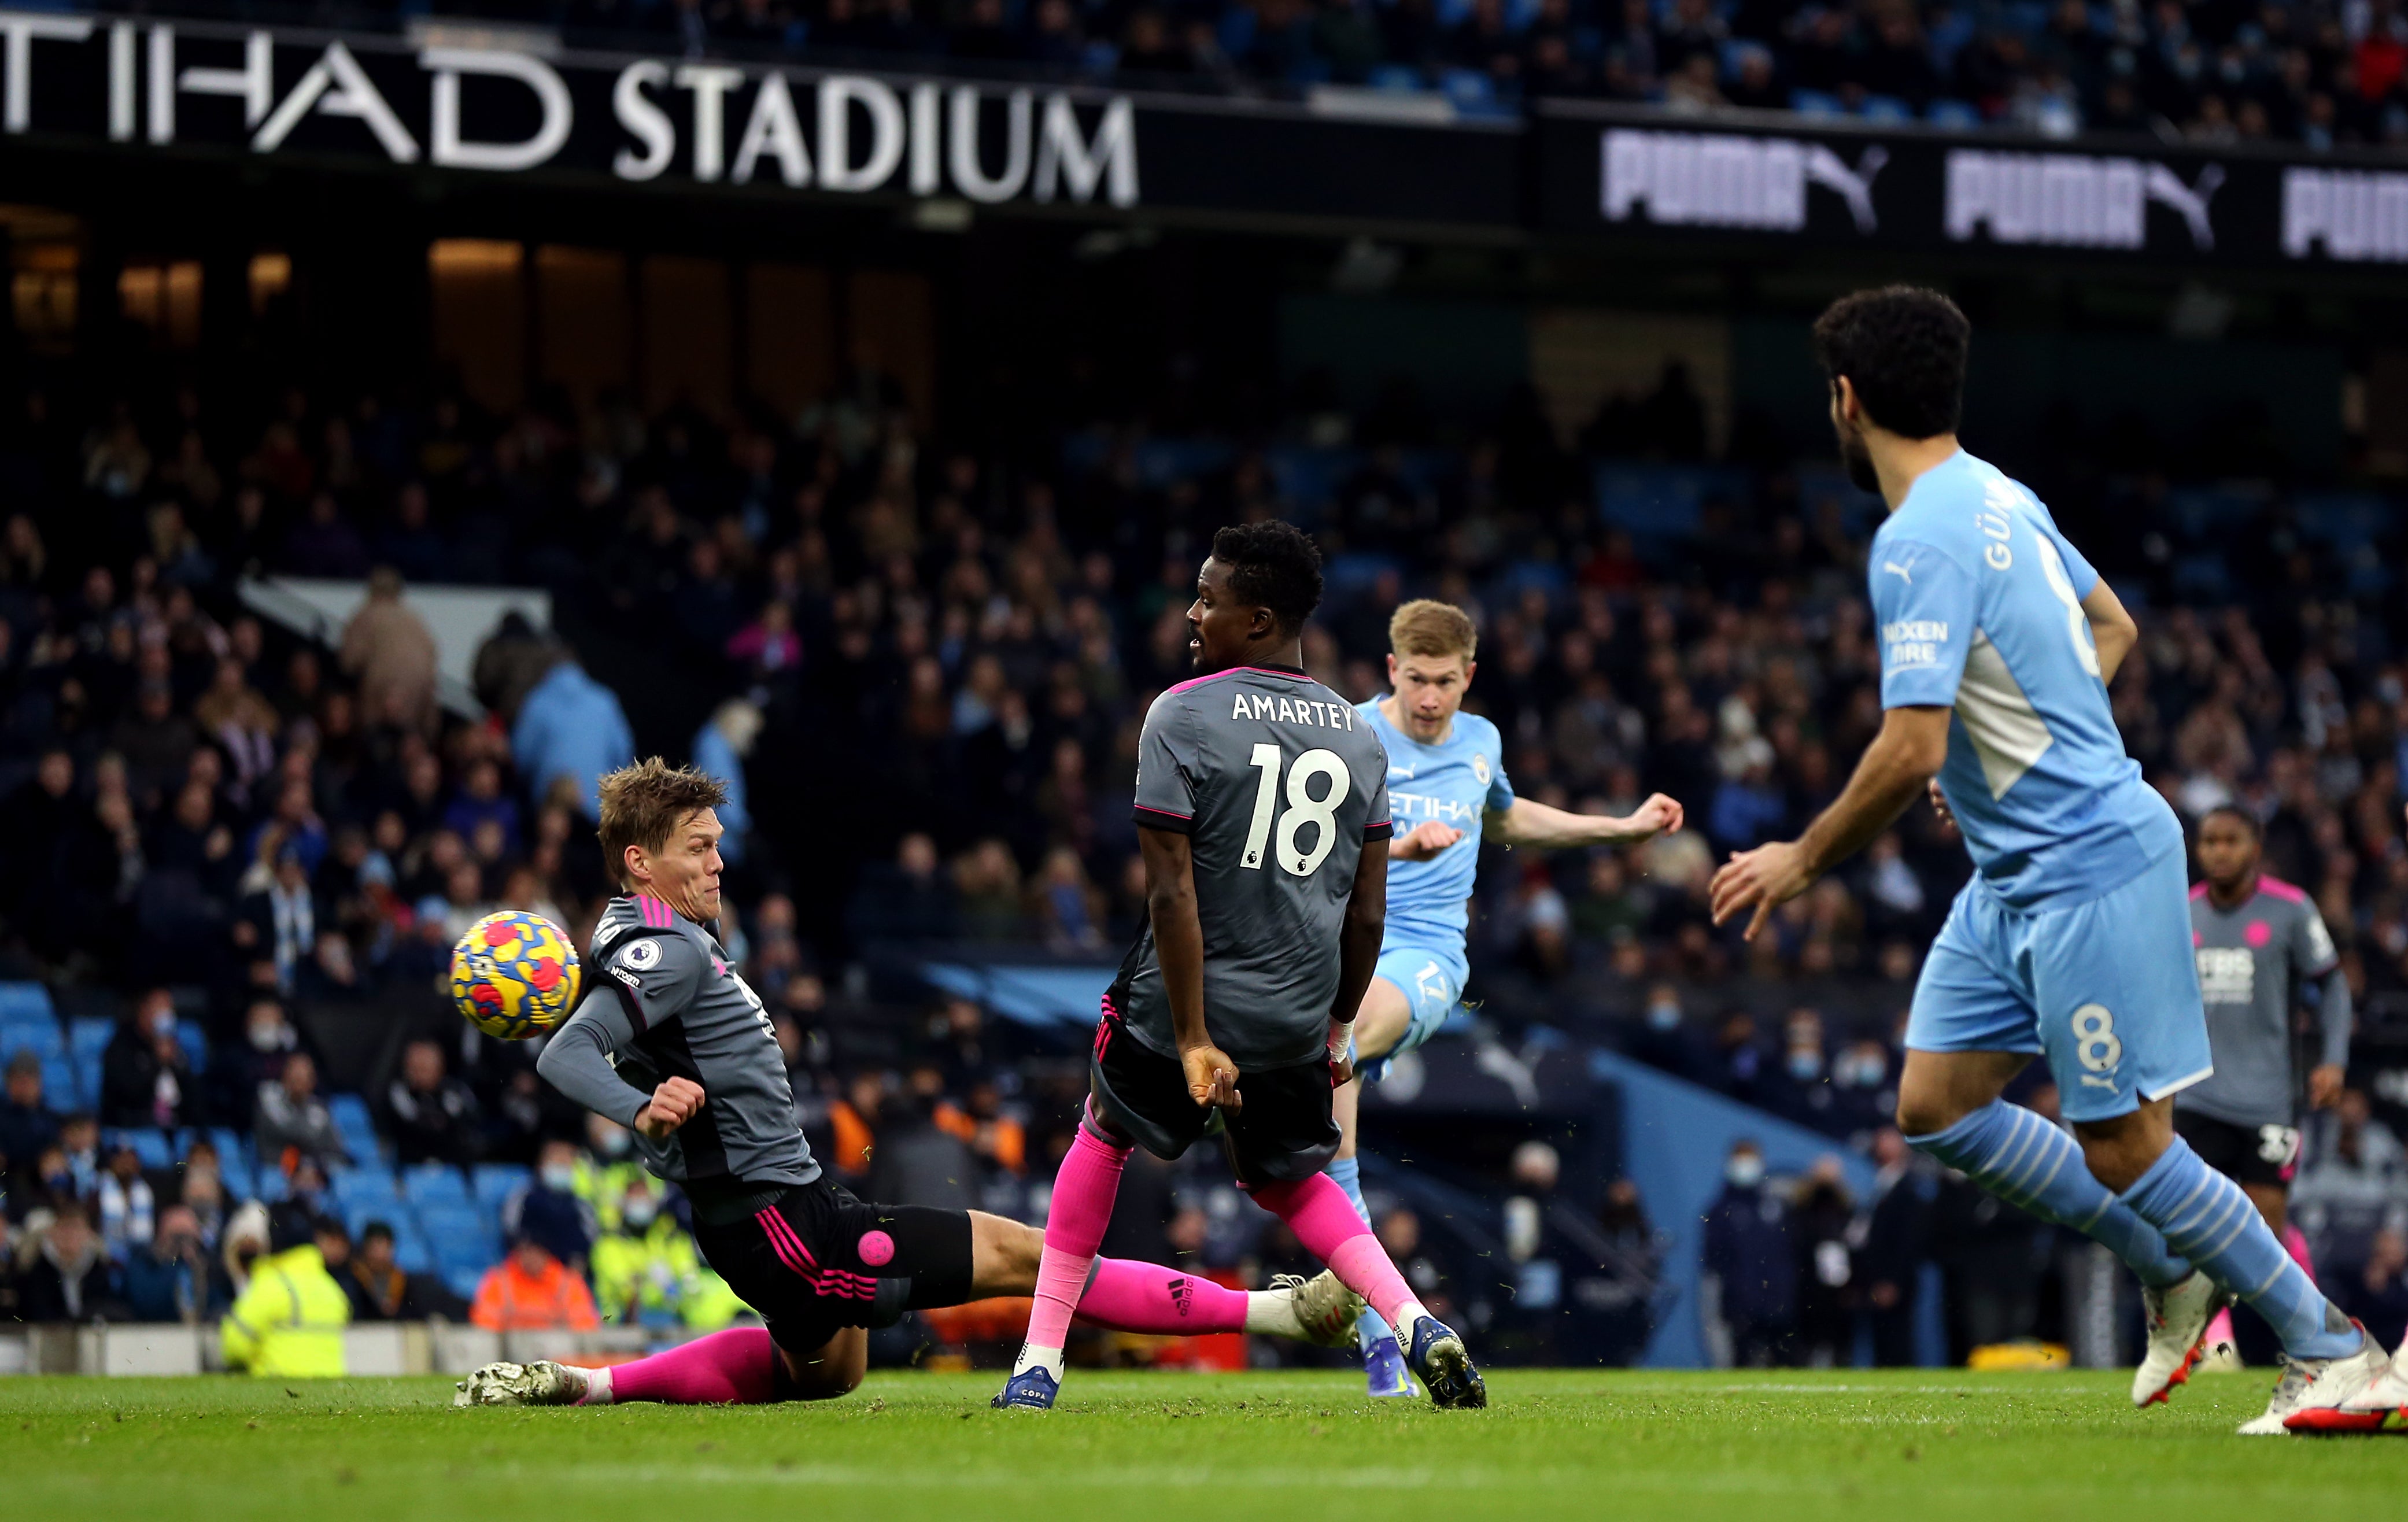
[1,317,2406,1368]
[142,0,2408,146]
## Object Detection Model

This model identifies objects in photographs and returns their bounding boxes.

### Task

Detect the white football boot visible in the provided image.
[2132,1272,2222,1407]
[2239,1325,2387,1435]
[1265,1270,1368,1349]
[454,1360,590,1408]
[2288,1331,2408,1434]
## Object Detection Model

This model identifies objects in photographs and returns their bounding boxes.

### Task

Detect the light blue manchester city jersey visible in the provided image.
[1871,449,2181,910]
[1357,699,1515,953]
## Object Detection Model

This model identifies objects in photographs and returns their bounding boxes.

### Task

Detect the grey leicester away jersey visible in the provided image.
[586,893,819,1189]
[2180,876,2340,1128]
[1111,662,1394,1068]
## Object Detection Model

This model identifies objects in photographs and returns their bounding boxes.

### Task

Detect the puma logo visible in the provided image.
[1882,560,1913,585]
[1805,145,1888,234]
[2144,163,2224,249]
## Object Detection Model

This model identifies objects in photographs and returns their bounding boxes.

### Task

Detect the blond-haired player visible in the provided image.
[1331,600,1683,1396]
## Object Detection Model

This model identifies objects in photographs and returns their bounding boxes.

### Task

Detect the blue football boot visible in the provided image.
[1402,1317,1487,1410]
[1364,1335,1420,1399]
[991,1365,1061,1410]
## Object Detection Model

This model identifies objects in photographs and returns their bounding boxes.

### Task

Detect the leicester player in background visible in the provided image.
[1332,598,1682,1397]
[2184,804,2351,1370]
[455,759,1363,1409]
[1708,285,2387,1435]
[995,522,1487,1412]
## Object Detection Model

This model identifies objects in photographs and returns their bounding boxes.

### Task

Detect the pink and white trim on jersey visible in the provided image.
[1162,664,1311,697]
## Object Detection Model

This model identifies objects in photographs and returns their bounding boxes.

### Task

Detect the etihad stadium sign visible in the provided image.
[0,11,1136,206]
[13,9,2408,263]
[0,9,1526,230]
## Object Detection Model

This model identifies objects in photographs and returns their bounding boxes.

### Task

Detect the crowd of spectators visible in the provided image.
[135,0,2408,145]
[3,276,2407,1359]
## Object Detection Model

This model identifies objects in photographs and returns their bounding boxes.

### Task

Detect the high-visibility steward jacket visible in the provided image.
[220,1243,350,1377]
[471,1252,601,1332]
[591,1220,743,1331]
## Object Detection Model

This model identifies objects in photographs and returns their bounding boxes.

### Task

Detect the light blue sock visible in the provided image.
[1324,1157,1393,1352]
[2122,1135,2361,1360]
[1908,1101,2192,1289]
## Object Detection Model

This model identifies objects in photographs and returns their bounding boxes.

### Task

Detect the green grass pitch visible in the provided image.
[0,1368,2395,1520]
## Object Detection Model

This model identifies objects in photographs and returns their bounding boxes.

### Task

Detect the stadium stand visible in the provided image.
[2,287,2405,1364]
[84,0,2408,146]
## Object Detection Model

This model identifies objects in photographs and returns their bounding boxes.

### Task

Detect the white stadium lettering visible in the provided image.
[1946,149,2222,250]
[2284,167,2408,263]
[1601,127,1886,233]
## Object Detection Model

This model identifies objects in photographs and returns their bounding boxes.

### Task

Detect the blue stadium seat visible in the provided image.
[1926,98,1982,129]
[1367,64,1425,92]
[103,1129,173,1170]
[402,1163,470,1207]
[176,1020,209,1074]
[331,1166,399,1209]
[441,1265,486,1302]
[1,1017,63,1061]
[471,1163,533,1208]
[0,984,53,1021]
[1788,88,1844,116]
[416,1200,499,1253]
[327,1093,382,1161]
[69,1052,100,1111]
[390,1225,433,1276]
[41,1054,80,1110]
[68,1018,113,1059]
[253,1168,289,1203]
[1858,94,1914,121]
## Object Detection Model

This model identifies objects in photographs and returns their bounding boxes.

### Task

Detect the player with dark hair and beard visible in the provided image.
[1711,285,2387,1435]
[994,520,1488,1412]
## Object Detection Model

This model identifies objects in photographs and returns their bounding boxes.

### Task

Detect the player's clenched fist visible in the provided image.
[636,1076,706,1140]
[1181,1044,1242,1112]
[1620,793,1685,841]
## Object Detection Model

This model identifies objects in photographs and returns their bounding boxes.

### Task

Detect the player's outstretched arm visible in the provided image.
[1709,705,1948,940]
[1140,825,1238,1111]
[1487,793,1684,851]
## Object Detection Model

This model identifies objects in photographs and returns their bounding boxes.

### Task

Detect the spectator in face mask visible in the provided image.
[589,1174,744,1331]
[215,997,297,1124]
[1829,1037,1896,1141]
[101,989,197,1131]
[95,1145,156,1259]
[1766,1008,1839,1135]
[573,1113,644,1233]
[1623,982,1711,1085]
[501,1138,596,1272]
[1700,1140,1795,1367]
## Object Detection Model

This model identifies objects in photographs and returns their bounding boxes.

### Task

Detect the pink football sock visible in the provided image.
[1026,1121,1131,1351]
[599,1326,782,1405]
[1075,1258,1247,1335]
[1251,1172,1421,1333]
